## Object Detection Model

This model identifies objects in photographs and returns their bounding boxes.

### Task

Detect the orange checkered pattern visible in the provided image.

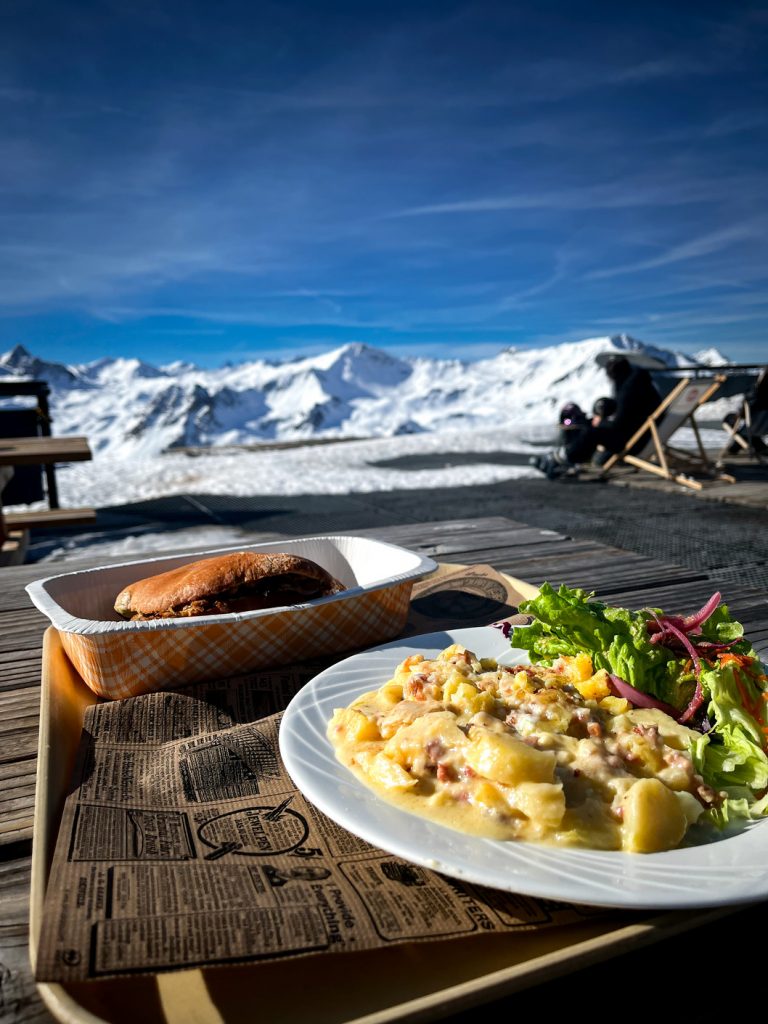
[59,582,413,700]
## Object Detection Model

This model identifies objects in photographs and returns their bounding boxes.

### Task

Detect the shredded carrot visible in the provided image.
[729,667,768,750]
[720,652,754,668]
[735,676,759,717]
[720,651,768,682]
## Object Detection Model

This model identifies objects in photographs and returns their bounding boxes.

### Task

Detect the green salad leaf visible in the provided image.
[510,582,768,826]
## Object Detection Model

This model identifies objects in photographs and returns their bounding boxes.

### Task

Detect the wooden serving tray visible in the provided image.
[31,628,731,1024]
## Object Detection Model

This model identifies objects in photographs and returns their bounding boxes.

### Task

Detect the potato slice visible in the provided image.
[621,778,688,853]
[465,727,556,786]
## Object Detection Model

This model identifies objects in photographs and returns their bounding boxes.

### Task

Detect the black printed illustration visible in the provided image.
[198,797,309,858]
[179,726,281,802]
[380,861,428,886]
[263,864,332,887]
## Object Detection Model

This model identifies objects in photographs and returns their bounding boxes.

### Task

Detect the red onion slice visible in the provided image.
[607,674,680,719]
[678,677,705,724]
[645,592,721,637]
[658,620,702,677]
[646,614,686,635]
[681,592,721,632]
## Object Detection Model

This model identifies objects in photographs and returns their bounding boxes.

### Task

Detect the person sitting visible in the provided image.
[591,395,617,424]
[529,403,589,479]
[558,402,591,442]
[722,366,768,459]
[531,355,663,479]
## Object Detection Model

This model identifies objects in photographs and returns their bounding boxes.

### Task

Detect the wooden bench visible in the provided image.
[0,507,97,565]
[0,435,96,562]
[0,434,93,466]
[0,528,28,566]
[3,506,97,529]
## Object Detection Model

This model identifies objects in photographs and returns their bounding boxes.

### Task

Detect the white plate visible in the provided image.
[279,626,768,910]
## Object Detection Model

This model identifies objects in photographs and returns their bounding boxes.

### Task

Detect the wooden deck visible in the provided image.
[2,515,767,1021]
[602,455,768,508]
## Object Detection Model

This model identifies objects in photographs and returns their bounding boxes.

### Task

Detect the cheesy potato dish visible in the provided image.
[328,644,717,853]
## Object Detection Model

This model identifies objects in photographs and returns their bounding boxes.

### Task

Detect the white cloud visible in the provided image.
[587,222,765,281]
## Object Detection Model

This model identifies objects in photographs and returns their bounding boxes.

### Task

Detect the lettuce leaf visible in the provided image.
[512,583,680,700]
[511,582,768,824]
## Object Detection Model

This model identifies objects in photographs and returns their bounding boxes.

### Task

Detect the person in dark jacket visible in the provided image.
[531,355,662,479]
[722,366,768,458]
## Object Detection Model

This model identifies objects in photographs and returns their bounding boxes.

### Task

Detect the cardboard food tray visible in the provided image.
[25,535,437,699]
[31,628,735,1024]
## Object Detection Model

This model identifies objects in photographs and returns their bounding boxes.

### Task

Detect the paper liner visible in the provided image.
[27,535,435,698]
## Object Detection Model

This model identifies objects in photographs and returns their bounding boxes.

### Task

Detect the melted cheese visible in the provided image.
[328,645,708,853]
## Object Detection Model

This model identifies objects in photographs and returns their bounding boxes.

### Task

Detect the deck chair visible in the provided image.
[600,374,734,491]
[717,366,768,464]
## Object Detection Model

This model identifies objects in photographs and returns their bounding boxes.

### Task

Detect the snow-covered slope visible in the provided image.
[0,335,729,458]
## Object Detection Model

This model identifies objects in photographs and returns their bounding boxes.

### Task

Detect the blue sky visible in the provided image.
[2,0,767,367]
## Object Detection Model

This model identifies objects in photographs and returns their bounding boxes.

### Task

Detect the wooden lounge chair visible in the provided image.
[717,366,768,464]
[600,373,734,491]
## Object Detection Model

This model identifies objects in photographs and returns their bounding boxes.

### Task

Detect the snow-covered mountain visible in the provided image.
[0,335,730,459]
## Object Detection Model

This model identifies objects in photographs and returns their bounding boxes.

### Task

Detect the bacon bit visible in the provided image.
[402,654,425,670]
[406,679,427,700]
[436,763,454,783]
[696,783,721,806]
[404,675,441,702]
[449,650,474,667]
[425,740,444,763]
[665,750,692,770]
[636,723,660,743]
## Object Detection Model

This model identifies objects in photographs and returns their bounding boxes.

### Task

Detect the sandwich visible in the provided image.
[114,551,346,620]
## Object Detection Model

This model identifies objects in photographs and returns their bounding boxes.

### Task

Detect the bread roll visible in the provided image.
[114,551,346,620]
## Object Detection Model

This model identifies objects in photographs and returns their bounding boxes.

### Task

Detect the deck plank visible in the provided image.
[2,514,767,1023]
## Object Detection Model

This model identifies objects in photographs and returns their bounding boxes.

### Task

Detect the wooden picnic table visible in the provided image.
[0,436,92,468]
[2,515,767,1022]
[0,438,95,555]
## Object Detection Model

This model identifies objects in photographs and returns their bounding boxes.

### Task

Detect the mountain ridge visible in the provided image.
[0,336,729,458]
